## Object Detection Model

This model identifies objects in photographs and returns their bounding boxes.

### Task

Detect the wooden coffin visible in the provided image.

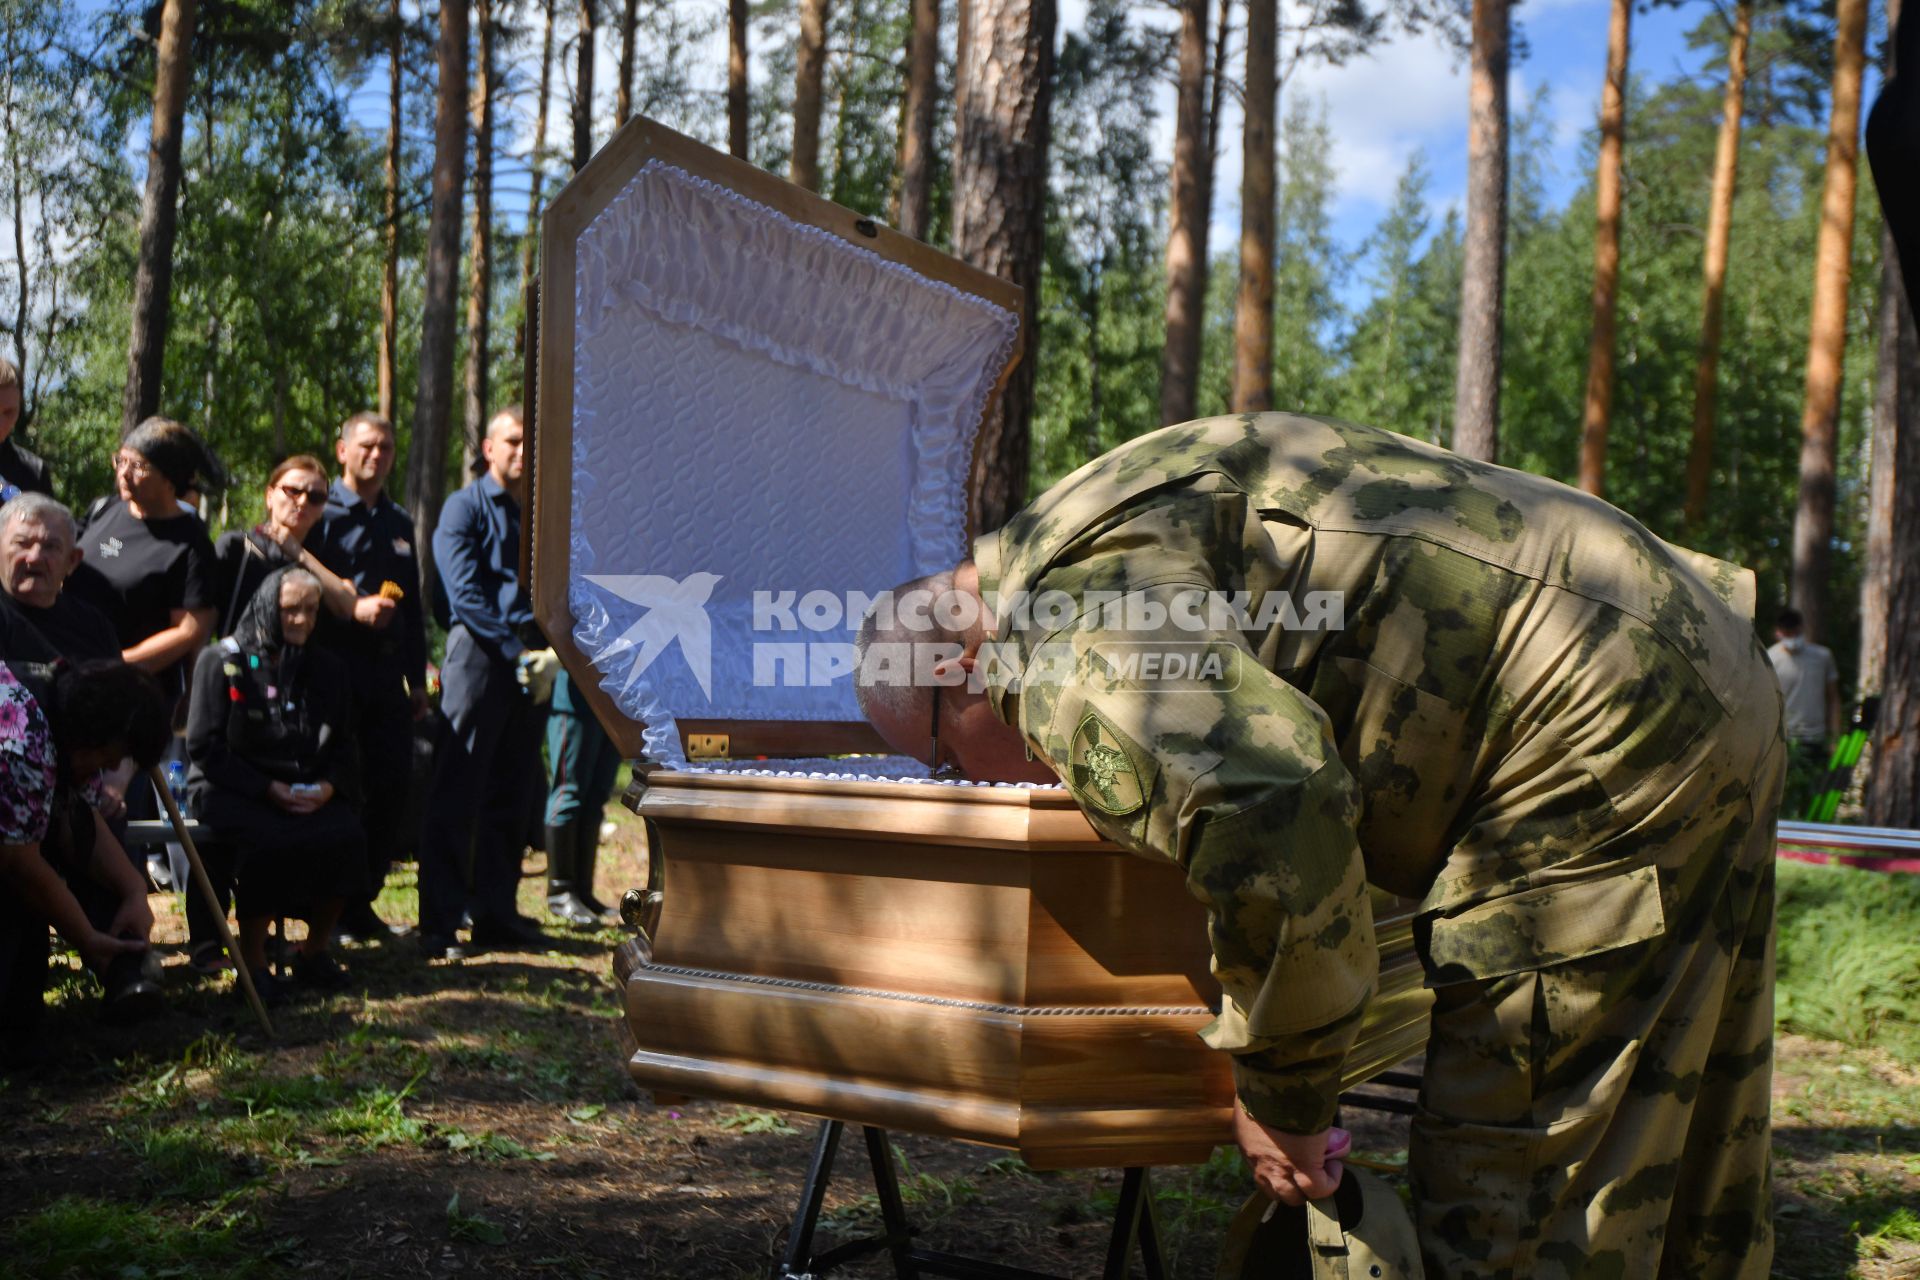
[532,116,1432,1171]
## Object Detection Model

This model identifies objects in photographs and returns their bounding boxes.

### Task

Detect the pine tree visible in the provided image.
[1790,0,1869,640]
[123,0,199,431]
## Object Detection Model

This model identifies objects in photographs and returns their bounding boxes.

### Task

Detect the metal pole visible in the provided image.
[147,765,273,1037]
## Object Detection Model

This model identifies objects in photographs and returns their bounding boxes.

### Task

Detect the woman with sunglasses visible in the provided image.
[211,455,363,638]
[67,417,223,697]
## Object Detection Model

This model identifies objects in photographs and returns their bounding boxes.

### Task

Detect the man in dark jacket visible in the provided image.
[310,412,429,940]
[416,407,550,957]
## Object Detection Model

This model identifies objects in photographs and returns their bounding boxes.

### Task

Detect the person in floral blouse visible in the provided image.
[0,658,171,1056]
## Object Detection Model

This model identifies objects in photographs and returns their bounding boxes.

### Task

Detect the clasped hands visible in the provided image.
[1232,1102,1351,1207]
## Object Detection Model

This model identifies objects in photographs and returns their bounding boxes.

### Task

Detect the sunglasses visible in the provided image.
[276,483,327,505]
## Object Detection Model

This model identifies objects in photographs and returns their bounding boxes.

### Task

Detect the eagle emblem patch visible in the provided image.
[1070,710,1146,816]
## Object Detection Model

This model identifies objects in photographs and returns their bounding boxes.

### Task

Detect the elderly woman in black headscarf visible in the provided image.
[186,565,365,998]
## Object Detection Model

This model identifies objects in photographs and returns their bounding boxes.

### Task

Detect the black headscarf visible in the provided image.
[230,565,316,691]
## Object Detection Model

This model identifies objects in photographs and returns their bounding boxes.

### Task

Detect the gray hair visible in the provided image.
[852,568,960,731]
[2,492,77,545]
[277,565,323,599]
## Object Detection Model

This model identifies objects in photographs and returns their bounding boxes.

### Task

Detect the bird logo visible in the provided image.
[582,572,723,700]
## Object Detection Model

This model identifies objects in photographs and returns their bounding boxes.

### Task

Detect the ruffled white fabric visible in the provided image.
[679,755,1061,789]
[566,161,1019,765]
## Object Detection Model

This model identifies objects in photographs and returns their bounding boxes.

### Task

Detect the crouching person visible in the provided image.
[186,567,364,1001]
[0,659,170,1059]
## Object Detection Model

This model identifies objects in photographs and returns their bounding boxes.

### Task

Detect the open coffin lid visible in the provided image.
[531,116,1022,768]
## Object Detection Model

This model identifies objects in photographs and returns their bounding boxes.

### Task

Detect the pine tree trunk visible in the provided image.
[1452,0,1508,462]
[121,0,199,433]
[4,14,31,409]
[1865,0,1920,826]
[1200,0,1231,252]
[1231,0,1275,414]
[517,0,556,359]
[792,0,831,191]
[1577,0,1631,495]
[379,0,402,419]
[951,0,1055,534]
[1791,0,1869,641]
[463,0,496,477]
[1684,0,1752,531]
[616,0,637,124]
[895,0,939,239]
[1867,242,1920,824]
[407,0,469,594]
[729,0,749,158]
[1860,235,1906,694]
[572,0,595,172]
[1157,0,1209,426]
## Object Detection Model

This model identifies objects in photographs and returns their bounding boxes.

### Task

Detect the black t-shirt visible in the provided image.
[66,499,217,677]
[0,438,52,502]
[0,592,122,662]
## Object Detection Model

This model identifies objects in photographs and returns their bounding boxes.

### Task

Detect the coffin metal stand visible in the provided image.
[775,1121,1166,1280]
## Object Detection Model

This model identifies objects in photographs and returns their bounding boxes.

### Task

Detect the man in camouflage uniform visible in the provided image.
[855,413,1784,1279]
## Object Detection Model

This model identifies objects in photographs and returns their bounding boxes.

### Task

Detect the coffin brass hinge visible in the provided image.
[686,732,731,760]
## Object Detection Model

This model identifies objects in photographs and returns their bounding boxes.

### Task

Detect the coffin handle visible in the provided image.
[620,817,667,943]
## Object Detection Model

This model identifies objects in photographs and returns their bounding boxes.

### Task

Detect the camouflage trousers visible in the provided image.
[1409,735,1785,1280]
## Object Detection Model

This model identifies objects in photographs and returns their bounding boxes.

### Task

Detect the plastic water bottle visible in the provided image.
[165,760,188,808]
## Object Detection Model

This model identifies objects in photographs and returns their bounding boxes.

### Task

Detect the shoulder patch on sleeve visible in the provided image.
[1070,709,1148,816]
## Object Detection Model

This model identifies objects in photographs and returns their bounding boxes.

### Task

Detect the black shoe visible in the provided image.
[417,932,467,961]
[292,949,351,989]
[469,914,548,949]
[242,967,292,1007]
[573,818,621,926]
[546,888,601,928]
[101,977,165,1026]
[337,902,407,944]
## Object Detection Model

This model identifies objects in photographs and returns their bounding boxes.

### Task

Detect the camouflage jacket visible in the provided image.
[972,413,1778,1132]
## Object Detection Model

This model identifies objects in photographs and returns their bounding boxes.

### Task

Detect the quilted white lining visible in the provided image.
[566,161,1020,766]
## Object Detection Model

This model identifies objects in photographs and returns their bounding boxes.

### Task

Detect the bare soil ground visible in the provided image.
[1,807,1915,1279]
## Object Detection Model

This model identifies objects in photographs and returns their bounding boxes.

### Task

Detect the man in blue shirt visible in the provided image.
[418,407,547,956]
[310,411,429,940]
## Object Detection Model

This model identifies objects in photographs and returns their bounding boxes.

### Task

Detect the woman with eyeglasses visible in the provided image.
[66,417,223,695]
[211,455,363,638]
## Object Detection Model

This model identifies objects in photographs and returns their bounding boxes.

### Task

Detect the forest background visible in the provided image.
[1,0,1915,818]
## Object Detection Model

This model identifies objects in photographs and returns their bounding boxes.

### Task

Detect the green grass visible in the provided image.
[1775,861,1920,1064]
[116,1123,262,1201]
[0,1194,287,1280]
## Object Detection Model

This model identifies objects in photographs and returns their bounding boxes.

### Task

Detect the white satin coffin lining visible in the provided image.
[567,161,1020,766]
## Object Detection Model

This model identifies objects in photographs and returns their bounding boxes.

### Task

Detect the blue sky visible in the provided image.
[1188,0,1723,247]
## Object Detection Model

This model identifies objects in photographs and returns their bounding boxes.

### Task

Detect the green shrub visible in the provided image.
[1775,861,1920,1064]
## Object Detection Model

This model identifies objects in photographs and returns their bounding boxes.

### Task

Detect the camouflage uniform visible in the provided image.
[972,414,1784,1279]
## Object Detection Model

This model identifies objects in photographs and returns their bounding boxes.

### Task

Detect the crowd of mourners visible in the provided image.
[0,359,624,1058]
